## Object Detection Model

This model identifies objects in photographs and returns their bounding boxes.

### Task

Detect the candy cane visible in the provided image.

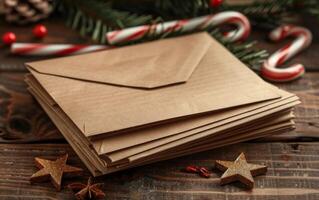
[261,25,312,82]
[106,11,250,45]
[10,43,111,56]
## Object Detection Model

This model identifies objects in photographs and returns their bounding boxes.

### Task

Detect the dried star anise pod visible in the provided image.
[68,177,105,200]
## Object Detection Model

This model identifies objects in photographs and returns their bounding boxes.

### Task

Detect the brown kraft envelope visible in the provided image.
[27,73,293,156]
[26,75,297,163]
[26,32,281,139]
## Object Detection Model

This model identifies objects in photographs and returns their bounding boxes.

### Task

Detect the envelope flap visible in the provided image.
[27,34,282,139]
[26,33,212,89]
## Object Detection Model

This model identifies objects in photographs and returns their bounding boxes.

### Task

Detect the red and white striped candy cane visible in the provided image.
[10,43,111,56]
[106,11,250,45]
[261,25,312,82]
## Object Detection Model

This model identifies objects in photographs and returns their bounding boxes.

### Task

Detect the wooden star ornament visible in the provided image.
[30,154,83,191]
[215,153,267,189]
[68,177,105,200]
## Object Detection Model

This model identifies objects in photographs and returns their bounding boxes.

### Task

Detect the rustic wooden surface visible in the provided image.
[0,143,319,200]
[0,16,319,199]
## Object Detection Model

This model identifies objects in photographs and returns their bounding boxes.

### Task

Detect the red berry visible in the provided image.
[33,24,48,38]
[2,32,16,45]
[210,0,223,8]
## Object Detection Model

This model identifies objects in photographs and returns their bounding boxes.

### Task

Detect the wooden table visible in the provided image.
[0,18,319,199]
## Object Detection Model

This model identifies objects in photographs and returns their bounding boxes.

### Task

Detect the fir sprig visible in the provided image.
[56,0,158,43]
[115,0,319,29]
[297,0,319,19]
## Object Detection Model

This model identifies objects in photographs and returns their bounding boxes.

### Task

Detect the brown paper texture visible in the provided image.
[29,84,296,175]
[94,88,294,155]
[26,32,280,138]
[106,108,295,162]
[27,74,296,162]
[28,78,297,164]
[25,32,299,176]
[126,101,299,162]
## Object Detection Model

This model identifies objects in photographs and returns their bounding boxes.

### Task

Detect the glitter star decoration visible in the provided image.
[30,154,83,191]
[215,152,267,189]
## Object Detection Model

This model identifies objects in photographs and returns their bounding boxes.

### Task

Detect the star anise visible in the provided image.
[68,177,105,200]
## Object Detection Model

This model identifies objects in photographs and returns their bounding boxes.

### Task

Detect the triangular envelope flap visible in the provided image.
[27,34,282,138]
[26,33,212,89]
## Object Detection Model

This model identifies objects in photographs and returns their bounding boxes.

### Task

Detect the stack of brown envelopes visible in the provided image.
[25,32,300,176]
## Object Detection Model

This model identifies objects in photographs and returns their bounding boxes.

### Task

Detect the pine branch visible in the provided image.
[56,0,157,43]
[116,0,290,21]
[147,0,293,29]
[211,32,268,70]
[295,0,319,19]
[153,0,213,19]
[223,0,292,29]
[125,0,318,29]
[114,0,215,20]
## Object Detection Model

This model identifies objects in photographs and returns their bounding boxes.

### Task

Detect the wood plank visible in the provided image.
[261,73,319,141]
[0,143,318,199]
[0,73,62,142]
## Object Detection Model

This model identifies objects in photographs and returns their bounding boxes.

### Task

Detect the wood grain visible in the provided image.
[263,73,319,141]
[0,73,62,142]
[0,143,318,199]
